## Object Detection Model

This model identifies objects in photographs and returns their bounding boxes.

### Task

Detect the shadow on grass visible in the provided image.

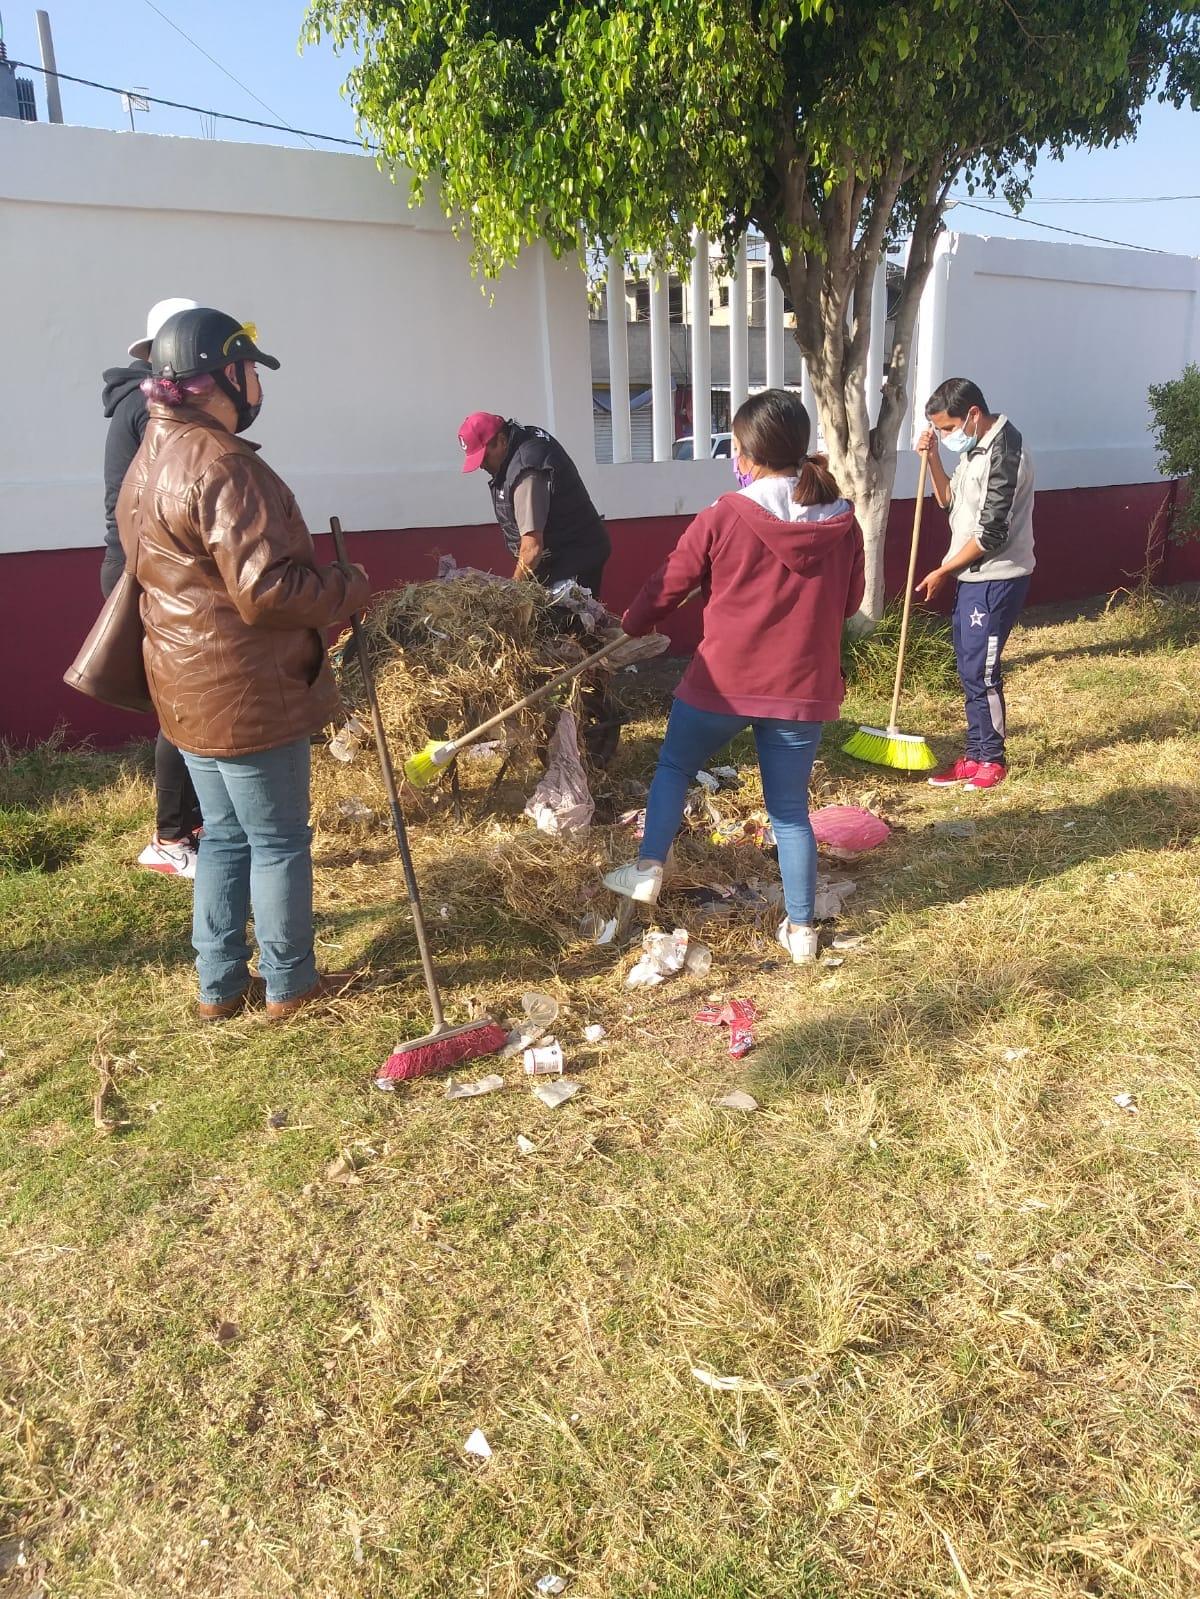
[0,885,563,995]
[1011,589,1200,667]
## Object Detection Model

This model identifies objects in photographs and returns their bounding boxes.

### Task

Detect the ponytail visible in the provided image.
[141,372,216,407]
[792,452,842,507]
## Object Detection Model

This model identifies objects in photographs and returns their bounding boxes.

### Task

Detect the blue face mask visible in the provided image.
[941,418,976,453]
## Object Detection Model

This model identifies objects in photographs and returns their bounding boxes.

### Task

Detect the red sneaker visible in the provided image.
[963,762,1006,790]
[927,758,979,787]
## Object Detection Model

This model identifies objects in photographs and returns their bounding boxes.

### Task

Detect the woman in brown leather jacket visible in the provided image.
[117,306,370,1021]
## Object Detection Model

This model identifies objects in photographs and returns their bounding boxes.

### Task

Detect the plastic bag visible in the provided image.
[626,928,689,989]
[525,710,594,835]
[809,805,890,859]
[545,578,614,633]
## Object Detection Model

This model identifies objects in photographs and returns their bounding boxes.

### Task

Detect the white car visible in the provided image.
[672,432,733,460]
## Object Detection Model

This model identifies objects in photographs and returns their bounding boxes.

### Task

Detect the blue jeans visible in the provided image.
[180,738,317,1006]
[641,700,822,925]
[953,576,1031,764]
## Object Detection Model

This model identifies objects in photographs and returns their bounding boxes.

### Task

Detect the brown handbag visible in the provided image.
[62,566,152,714]
[62,433,188,715]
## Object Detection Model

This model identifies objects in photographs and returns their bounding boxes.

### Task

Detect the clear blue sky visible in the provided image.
[5,0,1199,256]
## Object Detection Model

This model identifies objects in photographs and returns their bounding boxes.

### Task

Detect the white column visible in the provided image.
[649,264,673,461]
[766,265,785,390]
[866,260,887,428]
[690,230,711,460]
[729,235,749,419]
[605,248,632,464]
[912,233,951,449]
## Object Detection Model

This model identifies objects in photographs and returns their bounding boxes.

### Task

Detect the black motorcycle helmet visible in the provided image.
[150,307,279,380]
[150,307,279,433]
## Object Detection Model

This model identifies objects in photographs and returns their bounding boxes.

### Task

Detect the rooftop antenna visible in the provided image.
[121,85,150,131]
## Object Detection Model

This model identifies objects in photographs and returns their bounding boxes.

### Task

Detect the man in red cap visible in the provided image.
[458,412,617,759]
[458,413,611,594]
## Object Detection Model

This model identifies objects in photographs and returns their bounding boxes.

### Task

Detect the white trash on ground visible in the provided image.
[533,1078,581,1109]
[626,928,689,989]
[523,1040,565,1076]
[813,876,857,919]
[464,1428,493,1459]
[445,1074,505,1100]
[502,992,560,1058]
[715,1090,759,1112]
[525,710,594,835]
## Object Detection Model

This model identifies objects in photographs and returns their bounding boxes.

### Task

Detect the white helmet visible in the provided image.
[127,297,200,361]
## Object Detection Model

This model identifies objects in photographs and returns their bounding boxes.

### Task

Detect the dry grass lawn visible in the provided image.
[2,587,1199,1599]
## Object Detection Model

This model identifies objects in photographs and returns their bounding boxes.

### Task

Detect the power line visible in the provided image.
[139,0,315,150]
[9,58,1192,244]
[9,59,369,149]
[952,192,1200,205]
[952,199,1168,253]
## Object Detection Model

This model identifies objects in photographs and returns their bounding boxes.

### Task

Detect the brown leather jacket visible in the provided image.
[117,403,369,757]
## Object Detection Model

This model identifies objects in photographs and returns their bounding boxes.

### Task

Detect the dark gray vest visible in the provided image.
[489,423,610,582]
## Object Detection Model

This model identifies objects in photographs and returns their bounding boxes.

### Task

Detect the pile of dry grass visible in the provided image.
[312,571,609,828]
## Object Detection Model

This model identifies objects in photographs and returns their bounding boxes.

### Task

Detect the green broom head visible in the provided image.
[403,739,455,787]
[842,725,937,771]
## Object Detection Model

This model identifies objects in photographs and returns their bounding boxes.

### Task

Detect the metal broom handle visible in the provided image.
[888,450,930,734]
[329,517,447,1032]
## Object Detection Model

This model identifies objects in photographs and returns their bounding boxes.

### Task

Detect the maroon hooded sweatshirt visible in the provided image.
[622,488,865,722]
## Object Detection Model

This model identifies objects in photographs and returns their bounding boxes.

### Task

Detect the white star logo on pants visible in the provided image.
[969,607,986,627]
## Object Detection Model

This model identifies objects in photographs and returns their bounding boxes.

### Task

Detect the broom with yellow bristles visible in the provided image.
[842,451,937,771]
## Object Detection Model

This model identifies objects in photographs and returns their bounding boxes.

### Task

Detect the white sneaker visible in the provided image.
[603,860,663,904]
[136,834,198,880]
[777,918,819,964]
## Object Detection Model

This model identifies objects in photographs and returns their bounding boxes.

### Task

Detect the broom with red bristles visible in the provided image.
[329,518,508,1084]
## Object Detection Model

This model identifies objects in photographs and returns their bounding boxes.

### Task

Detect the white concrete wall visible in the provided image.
[911,229,1200,491]
[0,120,727,557]
[2,120,1198,557]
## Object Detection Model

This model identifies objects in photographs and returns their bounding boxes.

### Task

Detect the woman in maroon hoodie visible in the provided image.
[604,390,864,963]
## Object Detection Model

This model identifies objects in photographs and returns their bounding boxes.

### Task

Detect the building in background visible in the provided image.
[588,242,904,461]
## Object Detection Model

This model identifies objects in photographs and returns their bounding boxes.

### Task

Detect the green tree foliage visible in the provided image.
[1148,363,1200,537]
[305,0,1200,616]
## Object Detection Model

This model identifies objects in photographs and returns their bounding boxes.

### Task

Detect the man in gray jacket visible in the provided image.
[916,377,1035,790]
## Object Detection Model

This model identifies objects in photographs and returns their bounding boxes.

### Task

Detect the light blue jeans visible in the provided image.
[641,700,823,925]
[180,737,317,1006]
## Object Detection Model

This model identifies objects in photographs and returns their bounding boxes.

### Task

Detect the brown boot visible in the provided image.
[265,971,358,1022]
[196,976,265,1023]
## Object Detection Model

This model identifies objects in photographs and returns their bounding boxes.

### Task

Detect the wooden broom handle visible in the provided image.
[445,588,700,754]
[888,450,930,733]
[447,632,632,751]
[329,516,447,1031]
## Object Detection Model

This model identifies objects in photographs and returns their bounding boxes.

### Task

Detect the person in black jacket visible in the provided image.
[458,411,620,762]
[102,297,204,877]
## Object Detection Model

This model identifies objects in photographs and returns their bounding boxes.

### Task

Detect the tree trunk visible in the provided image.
[842,448,897,626]
[773,158,949,628]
